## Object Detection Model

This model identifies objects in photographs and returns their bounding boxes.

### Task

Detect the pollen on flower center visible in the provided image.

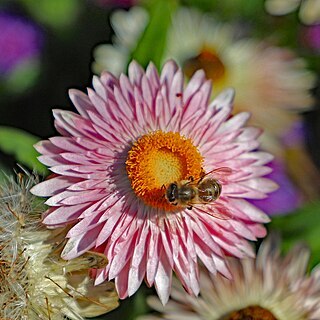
[222,305,277,320]
[183,47,226,84]
[126,131,203,211]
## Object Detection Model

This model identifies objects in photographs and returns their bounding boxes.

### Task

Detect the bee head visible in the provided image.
[166,183,178,203]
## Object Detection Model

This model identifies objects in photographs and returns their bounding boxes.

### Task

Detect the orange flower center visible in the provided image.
[184,48,226,84]
[126,131,203,211]
[222,306,277,320]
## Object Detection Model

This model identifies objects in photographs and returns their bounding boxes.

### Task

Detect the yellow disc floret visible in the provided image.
[183,47,226,86]
[225,306,277,320]
[126,131,203,211]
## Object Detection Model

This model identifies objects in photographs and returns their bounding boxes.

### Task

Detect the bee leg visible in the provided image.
[197,170,206,184]
[161,184,166,190]
[185,176,194,186]
[187,205,193,210]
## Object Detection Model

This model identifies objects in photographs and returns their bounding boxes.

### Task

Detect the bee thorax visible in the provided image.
[178,185,197,202]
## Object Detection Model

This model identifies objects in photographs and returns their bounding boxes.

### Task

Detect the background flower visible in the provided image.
[164,7,316,157]
[92,6,316,159]
[138,236,320,320]
[265,0,320,25]
[0,11,43,76]
[31,60,276,305]
[302,24,320,52]
[248,159,302,215]
[92,6,148,76]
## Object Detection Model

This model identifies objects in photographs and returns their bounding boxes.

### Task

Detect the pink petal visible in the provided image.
[183,69,206,102]
[34,140,63,155]
[226,198,270,223]
[115,262,130,299]
[31,176,79,197]
[154,249,172,305]
[61,223,104,259]
[146,225,160,286]
[69,89,95,118]
[146,62,160,91]
[92,75,107,100]
[160,60,179,85]
[128,60,144,86]
[42,203,89,225]
[128,253,147,296]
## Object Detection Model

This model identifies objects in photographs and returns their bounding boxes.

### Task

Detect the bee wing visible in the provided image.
[69,276,119,317]
[75,251,109,269]
[202,167,232,182]
[190,202,233,220]
[48,250,108,273]
[45,274,119,317]
[183,179,200,187]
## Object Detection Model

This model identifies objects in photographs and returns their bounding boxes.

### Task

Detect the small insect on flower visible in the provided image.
[165,167,231,212]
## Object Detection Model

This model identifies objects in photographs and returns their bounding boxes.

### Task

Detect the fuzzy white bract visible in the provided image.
[0,173,118,320]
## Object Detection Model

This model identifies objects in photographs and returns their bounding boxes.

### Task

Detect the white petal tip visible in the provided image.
[30,184,44,197]
[216,88,235,104]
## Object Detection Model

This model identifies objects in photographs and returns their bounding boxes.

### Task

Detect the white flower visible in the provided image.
[139,236,320,320]
[265,0,320,25]
[92,6,148,75]
[92,7,316,157]
[164,7,316,156]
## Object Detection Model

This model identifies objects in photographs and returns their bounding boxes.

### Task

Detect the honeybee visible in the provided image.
[165,167,232,217]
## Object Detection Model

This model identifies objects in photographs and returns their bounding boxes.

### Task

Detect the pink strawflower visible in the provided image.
[31,60,277,304]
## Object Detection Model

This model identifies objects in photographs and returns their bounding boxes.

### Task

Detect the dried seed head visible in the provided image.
[0,172,118,319]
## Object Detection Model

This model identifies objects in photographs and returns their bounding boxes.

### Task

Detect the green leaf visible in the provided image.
[130,288,149,319]
[20,0,81,30]
[181,0,264,19]
[130,0,178,69]
[269,201,320,268]
[0,126,48,175]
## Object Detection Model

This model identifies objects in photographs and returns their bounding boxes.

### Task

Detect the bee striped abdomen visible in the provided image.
[198,178,221,203]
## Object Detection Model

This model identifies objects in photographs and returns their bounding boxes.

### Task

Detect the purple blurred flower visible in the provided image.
[249,160,302,215]
[281,120,305,148]
[0,11,43,76]
[303,24,320,52]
